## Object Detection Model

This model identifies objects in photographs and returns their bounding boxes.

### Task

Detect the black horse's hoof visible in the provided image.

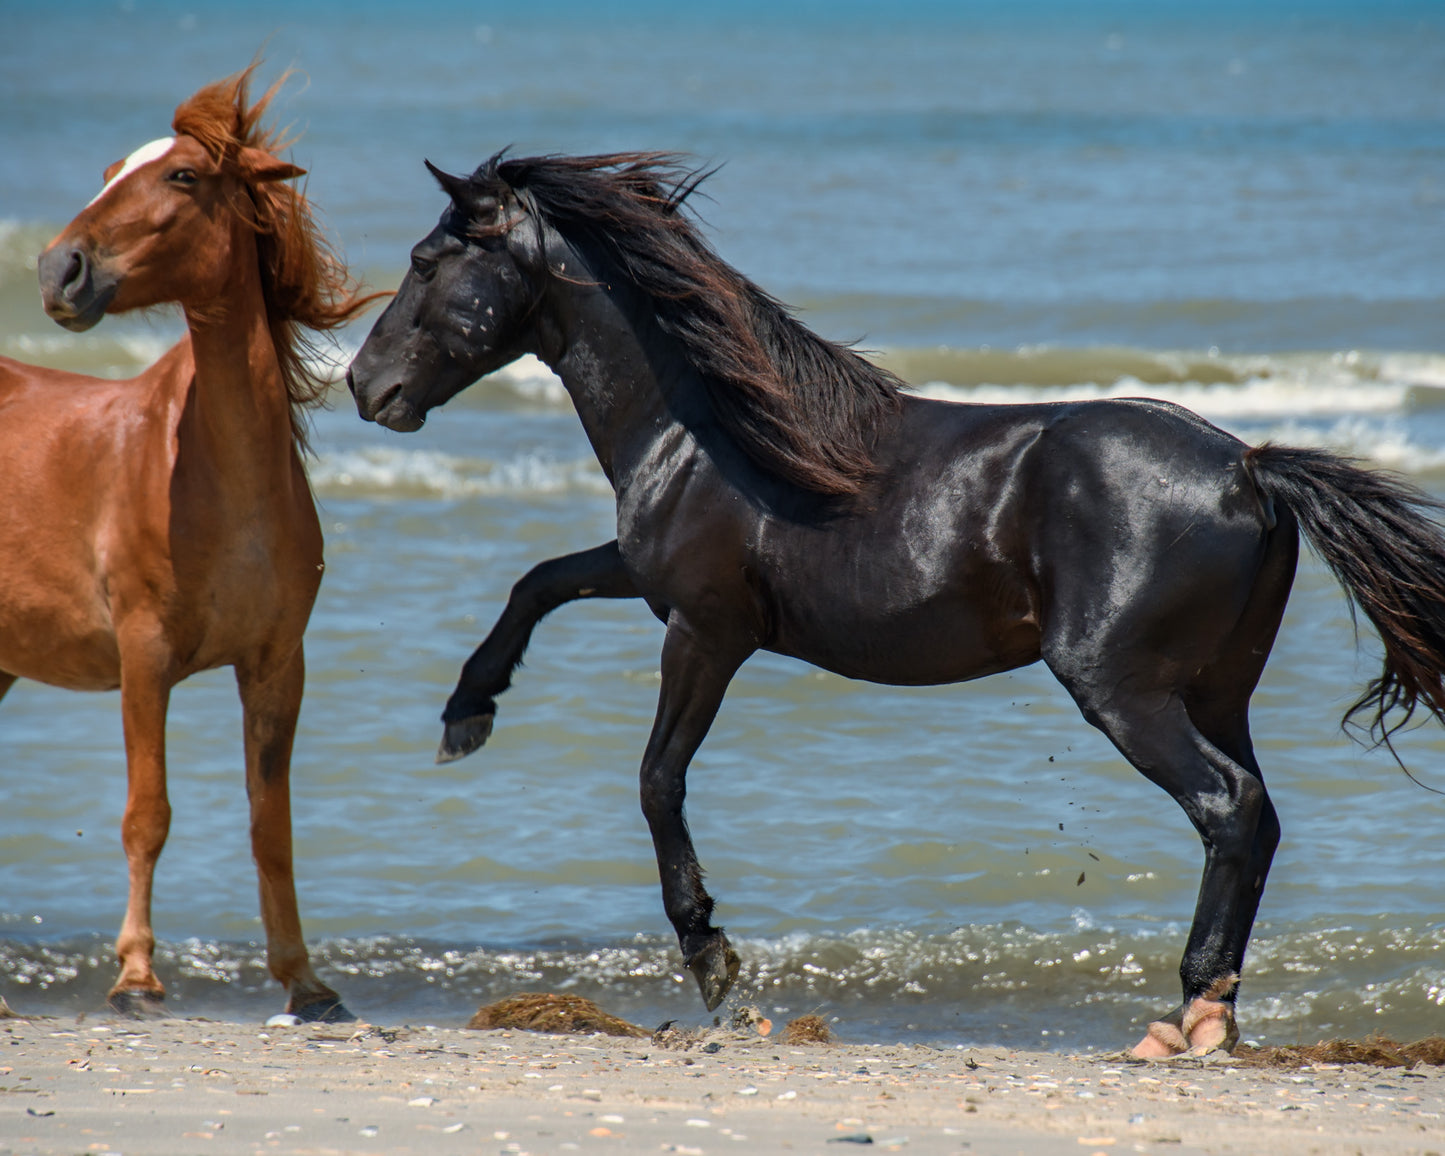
[289,996,357,1024]
[437,712,495,764]
[108,989,168,1020]
[685,937,741,1012]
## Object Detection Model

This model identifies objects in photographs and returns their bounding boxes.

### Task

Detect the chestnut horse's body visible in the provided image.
[0,68,364,1020]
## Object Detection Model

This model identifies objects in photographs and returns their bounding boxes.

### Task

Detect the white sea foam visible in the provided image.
[0,217,47,273]
[1244,417,1445,475]
[487,353,569,405]
[915,363,1423,420]
[913,349,1445,427]
[301,340,353,385]
[1377,352,1445,390]
[1,327,178,377]
[309,447,609,499]
[115,332,176,365]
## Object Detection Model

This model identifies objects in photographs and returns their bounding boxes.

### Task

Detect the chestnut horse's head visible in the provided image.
[39,67,306,332]
[38,65,371,451]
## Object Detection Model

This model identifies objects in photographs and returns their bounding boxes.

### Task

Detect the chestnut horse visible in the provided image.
[347,152,1445,1056]
[0,68,368,1020]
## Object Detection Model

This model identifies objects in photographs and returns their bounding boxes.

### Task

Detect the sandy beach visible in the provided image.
[3,1012,1443,1156]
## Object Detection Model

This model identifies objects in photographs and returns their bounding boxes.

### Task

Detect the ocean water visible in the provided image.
[1,0,1443,1049]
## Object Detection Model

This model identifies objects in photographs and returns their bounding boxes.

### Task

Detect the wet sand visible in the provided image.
[4,1015,1445,1156]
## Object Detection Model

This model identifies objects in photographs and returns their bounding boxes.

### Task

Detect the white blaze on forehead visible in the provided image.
[86,136,177,208]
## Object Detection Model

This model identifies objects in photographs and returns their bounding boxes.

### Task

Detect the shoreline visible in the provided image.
[4,1014,1443,1155]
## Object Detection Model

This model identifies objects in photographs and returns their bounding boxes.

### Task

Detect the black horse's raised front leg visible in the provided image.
[439,540,638,762]
[642,613,753,1011]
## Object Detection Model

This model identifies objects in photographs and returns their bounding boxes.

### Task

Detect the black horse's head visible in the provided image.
[347,158,546,431]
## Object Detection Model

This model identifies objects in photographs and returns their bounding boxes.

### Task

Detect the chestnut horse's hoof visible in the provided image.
[288,995,357,1024]
[437,712,495,764]
[685,936,741,1011]
[108,989,168,1020]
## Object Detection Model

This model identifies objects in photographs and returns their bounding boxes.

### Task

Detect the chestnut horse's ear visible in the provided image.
[425,159,499,216]
[237,146,306,184]
[103,158,125,183]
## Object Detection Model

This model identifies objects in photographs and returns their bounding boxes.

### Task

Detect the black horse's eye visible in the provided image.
[410,252,437,280]
[167,169,198,187]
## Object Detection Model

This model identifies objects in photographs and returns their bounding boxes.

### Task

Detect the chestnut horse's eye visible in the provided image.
[167,169,198,187]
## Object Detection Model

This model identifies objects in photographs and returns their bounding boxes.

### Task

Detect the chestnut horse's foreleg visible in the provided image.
[110,643,174,1016]
[237,647,351,1022]
[438,539,638,763]
[640,613,752,1011]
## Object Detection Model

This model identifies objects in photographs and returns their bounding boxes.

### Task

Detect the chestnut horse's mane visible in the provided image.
[172,65,372,453]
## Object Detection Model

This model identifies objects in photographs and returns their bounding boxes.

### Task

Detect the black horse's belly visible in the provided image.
[752,491,1045,687]
[761,560,1044,686]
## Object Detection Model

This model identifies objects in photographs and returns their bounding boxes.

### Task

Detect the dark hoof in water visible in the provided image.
[108,989,167,1020]
[290,997,357,1024]
[685,938,741,1012]
[437,713,494,764]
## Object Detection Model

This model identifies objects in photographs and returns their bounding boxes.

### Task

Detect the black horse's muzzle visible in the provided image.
[346,367,426,431]
[38,243,117,332]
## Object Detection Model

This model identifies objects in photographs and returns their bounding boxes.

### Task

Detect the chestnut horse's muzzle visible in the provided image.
[38,243,118,332]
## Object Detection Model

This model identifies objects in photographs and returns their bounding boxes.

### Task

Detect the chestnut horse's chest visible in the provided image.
[0,373,321,690]
[151,465,324,678]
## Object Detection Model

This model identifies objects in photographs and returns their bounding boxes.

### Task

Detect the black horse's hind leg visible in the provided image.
[1062,678,1272,1054]
[439,540,638,762]
[641,614,752,1011]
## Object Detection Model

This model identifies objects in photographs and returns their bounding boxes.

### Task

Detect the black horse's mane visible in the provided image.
[471,151,903,497]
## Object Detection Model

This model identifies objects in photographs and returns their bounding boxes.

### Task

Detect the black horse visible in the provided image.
[347,152,1445,1056]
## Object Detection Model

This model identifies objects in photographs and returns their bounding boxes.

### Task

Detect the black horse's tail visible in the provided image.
[1246,444,1445,744]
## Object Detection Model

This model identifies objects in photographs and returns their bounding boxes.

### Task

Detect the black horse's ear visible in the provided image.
[425,159,499,218]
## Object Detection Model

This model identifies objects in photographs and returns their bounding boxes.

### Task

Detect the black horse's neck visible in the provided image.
[533,231,721,494]
[520,206,896,522]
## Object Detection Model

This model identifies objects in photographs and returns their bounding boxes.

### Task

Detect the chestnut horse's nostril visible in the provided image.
[38,242,111,330]
[60,249,90,302]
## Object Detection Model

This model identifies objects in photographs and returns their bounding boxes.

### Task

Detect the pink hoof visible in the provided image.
[1131,974,1240,1059]
[1132,1018,1188,1058]
[1182,981,1240,1054]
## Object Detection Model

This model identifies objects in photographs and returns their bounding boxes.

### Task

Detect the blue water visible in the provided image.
[5,1,1443,347]
[1,0,1443,1048]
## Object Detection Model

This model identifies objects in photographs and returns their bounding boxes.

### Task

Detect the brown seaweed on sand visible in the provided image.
[1233,1036,1445,1069]
[467,993,649,1038]
[781,1014,833,1044]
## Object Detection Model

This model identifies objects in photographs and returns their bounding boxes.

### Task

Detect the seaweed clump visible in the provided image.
[1233,1036,1445,1070]
[782,1014,833,1045]
[467,992,649,1038]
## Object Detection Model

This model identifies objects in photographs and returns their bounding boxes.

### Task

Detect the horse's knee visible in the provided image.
[1183,774,1272,879]
[121,799,172,859]
[638,766,685,828]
